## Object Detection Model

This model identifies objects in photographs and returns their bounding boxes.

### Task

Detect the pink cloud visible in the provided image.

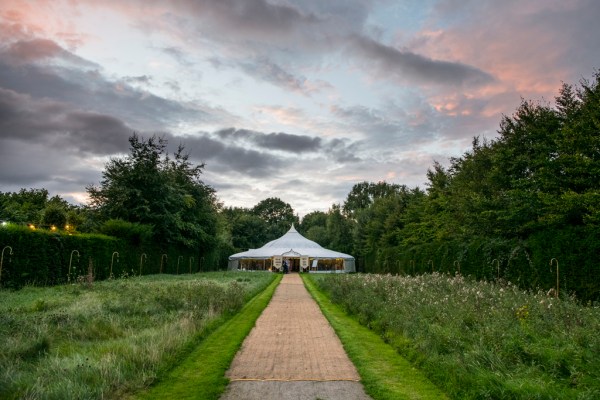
[5,38,63,63]
[0,0,91,51]
[410,1,597,99]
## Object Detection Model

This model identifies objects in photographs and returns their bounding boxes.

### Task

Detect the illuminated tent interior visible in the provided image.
[227,225,355,273]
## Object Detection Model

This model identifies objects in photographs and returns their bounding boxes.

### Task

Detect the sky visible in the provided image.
[1,0,599,217]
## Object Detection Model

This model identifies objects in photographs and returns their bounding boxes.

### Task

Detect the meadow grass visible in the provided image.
[0,271,276,399]
[133,273,282,400]
[310,273,600,400]
[303,275,448,400]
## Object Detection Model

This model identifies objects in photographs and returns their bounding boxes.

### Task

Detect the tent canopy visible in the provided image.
[228,225,355,272]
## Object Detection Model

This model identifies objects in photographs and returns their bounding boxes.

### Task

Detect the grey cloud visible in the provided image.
[0,140,51,185]
[122,75,152,85]
[217,56,332,95]
[238,57,307,94]
[329,103,411,146]
[2,38,97,68]
[325,138,361,163]
[330,104,405,134]
[0,138,103,194]
[61,112,131,154]
[0,59,227,132]
[215,128,322,153]
[0,88,130,155]
[160,46,193,67]
[349,35,494,87]
[0,30,236,132]
[156,1,493,91]
[179,127,362,178]
[177,133,283,178]
[164,80,181,92]
[255,132,321,152]
[182,0,321,40]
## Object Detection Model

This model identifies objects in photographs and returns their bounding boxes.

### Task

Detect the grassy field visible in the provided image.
[310,272,600,400]
[0,271,276,399]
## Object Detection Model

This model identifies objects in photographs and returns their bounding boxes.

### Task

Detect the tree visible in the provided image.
[300,211,327,233]
[87,134,218,250]
[0,188,49,224]
[300,210,329,246]
[326,204,352,254]
[41,203,67,229]
[343,181,402,219]
[220,207,269,250]
[251,197,298,241]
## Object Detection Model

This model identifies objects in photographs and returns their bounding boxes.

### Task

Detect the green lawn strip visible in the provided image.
[133,274,282,400]
[302,275,448,400]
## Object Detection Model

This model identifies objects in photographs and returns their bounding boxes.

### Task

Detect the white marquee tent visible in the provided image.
[228,225,355,273]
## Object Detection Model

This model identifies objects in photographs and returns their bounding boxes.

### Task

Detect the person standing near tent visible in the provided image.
[283,260,288,274]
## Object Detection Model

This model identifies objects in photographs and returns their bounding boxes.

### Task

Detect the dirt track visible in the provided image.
[220,273,371,400]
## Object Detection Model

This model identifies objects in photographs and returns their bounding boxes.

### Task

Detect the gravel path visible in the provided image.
[220,273,372,400]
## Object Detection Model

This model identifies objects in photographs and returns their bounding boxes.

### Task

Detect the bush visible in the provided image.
[41,204,67,229]
[98,219,153,246]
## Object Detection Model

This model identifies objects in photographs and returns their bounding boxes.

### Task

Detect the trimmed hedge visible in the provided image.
[366,226,600,302]
[0,226,227,288]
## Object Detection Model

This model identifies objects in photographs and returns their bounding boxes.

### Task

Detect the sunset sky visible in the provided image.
[1,0,599,217]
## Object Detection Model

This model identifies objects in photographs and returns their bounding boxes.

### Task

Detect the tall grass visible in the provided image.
[0,272,275,399]
[311,273,600,399]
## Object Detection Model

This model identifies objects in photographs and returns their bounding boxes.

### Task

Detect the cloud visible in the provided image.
[349,34,494,87]
[122,75,152,85]
[215,128,322,153]
[0,35,98,67]
[160,46,193,67]
[0,46,234,133]
[4,38,65,63]
[329,101,440,149]
[179,0,321,41]
[0,87,131,155]
[178,133,283,178]
[416,0,600,96]
[176,127,362,180]
[0,137,103,205]
[236,56,332,95]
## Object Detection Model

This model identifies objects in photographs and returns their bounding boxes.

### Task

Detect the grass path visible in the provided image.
[132,274,282,400]
[302,275,448,400]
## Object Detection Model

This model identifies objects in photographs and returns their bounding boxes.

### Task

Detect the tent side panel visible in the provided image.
[343,259,356,273]
[228,259,239,270]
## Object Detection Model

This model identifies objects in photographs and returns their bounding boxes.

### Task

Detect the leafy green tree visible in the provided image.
[0,188,49,224]
[343,181,402,219]
[251,197,298,241]
[41,203,67,229]
[299,210,329,245]
[326,204,352,254]
[87,134,218,250]
[223,207,269,250]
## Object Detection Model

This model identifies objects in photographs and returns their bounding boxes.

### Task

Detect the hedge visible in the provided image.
[0,226,230,288]
[364,226,600,302]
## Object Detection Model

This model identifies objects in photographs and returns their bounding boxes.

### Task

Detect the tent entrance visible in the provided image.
[283,258,301,272]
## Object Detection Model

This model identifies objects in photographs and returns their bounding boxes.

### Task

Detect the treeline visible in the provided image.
[300,72,600,301]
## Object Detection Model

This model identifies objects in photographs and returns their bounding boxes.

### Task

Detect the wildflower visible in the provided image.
[515,305,529,322]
